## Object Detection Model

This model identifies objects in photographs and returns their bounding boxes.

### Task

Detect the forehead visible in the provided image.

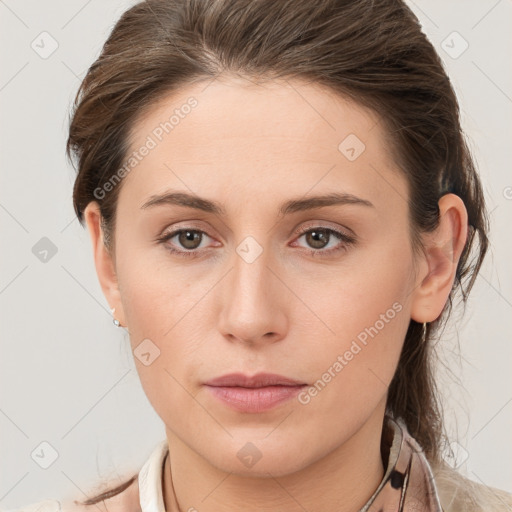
[120,76,407,215]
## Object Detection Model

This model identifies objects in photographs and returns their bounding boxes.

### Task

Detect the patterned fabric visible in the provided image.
[359,415,444,511]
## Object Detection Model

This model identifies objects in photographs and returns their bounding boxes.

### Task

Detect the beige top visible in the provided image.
[6,416,512,512]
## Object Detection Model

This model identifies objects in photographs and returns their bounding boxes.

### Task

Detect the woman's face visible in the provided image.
[101,76,423,475]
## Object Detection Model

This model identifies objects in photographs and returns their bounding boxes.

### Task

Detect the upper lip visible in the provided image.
[204,372,306,388]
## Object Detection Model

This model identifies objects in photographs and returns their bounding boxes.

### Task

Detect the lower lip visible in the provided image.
[205,385,306,413]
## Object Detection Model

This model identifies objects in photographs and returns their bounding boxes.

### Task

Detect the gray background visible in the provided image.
[1,0,511,507]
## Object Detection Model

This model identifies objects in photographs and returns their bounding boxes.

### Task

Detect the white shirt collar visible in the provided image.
[138,440,169,512]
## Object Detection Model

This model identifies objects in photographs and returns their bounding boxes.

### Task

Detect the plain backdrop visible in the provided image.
[0,0,511,507]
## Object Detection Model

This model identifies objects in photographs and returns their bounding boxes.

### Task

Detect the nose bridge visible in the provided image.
[230,233,274,315]
[217,232,287,344]
[233,236,269,300]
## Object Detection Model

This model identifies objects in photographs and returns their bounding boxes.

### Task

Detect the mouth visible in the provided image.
[203,372,308,413]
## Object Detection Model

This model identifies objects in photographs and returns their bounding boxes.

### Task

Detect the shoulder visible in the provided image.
[432,461,512,512]
[4,477,140,512]
[66,476,140,512]
[5,440,167,512]
[1,500,63,512]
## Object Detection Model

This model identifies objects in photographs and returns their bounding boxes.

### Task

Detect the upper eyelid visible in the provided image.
[162,216,354,233]
[294,221,355,238]
[160,221,353,238]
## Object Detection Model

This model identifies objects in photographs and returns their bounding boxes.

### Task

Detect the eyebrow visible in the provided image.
[140,190,374,216]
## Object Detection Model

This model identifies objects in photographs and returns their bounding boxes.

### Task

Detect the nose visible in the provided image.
[217,239,288,347]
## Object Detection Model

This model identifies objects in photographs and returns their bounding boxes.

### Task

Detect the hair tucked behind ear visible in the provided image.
[66,0,489,505]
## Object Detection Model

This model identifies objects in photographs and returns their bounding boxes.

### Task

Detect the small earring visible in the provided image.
[422,322,428,343]
[110,307,121,328]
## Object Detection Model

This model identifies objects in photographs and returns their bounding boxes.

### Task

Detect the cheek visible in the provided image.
[295,232,413,333]
[117,266,204,422]
[115,249,217,396]
[117,244,199,337]
[294,246,414,414]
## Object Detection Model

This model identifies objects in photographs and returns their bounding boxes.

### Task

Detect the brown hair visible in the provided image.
[66,0,488,506]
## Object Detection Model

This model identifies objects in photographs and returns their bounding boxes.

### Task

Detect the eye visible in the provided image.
[156,228,215,258]
[156,224,356,259]
[292,225,356,256]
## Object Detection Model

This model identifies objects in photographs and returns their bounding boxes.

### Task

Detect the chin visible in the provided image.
[217,456,310,479]
[204,436,318,478]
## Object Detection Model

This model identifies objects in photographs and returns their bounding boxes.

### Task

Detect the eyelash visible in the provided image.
[156,224,356,259]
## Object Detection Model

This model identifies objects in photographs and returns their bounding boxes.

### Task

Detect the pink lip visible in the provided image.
[203,373,307,413]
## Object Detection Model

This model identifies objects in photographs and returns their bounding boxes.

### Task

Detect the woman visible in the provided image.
[9,0,511,510]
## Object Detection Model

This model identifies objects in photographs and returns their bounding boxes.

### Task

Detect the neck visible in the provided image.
[163,404,386,512]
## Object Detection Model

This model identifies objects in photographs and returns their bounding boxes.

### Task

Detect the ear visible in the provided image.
[83,202,126,327]
[410,193,468,323]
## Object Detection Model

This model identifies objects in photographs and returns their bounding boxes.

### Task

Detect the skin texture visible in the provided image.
[84,76,468,512]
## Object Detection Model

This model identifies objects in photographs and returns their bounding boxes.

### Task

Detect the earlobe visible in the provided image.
[83,202,126,327]
[410,194,468,323]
